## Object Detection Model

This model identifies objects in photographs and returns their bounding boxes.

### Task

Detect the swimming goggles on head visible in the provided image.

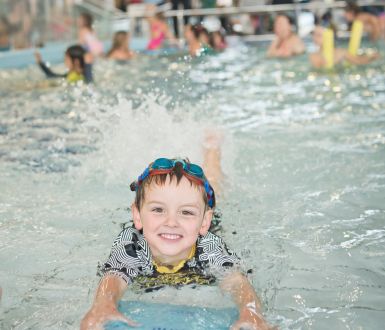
[130,158,215,208]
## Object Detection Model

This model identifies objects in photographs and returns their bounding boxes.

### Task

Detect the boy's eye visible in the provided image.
[152,207,164,213]
[181,210,195,216]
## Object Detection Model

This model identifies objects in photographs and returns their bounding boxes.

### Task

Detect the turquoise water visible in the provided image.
[0,41,385,329]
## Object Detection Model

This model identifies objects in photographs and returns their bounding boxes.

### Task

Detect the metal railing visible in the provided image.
[1,0,384,51]
[125,0,385,39]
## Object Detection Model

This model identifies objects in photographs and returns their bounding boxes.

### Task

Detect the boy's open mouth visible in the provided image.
[159,233,183,240]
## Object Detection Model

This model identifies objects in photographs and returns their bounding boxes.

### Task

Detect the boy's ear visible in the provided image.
[131,203,143,230]
[199,209,213,236]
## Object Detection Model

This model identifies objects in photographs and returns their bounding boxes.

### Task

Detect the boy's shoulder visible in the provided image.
[197,231,239,267]
[197,230,225,246]
[113,226,142,246]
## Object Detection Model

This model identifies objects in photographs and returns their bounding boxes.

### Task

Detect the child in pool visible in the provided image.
[107,31,136,61]
[78,12,104,57]
[309,25,380,68]
[35,45,93,84]
[81,142,273,330]
[209,30,227,52]
[147,11,177,51]
[184,24,213,57]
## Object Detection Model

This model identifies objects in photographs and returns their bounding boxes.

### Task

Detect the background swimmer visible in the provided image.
[184,24,213,57]
[309,25,380,68]
[344,2,383,41]
[77,12,104,57]
[147,10,177,51]
[267,14,305,58]
[209,31,227,52]
[106,31,135,61]
[35,45,93,84]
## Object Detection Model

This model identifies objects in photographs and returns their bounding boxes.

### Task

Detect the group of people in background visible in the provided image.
[267,3,382,67]
[32,1,384,85]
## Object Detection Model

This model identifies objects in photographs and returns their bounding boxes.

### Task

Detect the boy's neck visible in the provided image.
[152,245,196,271]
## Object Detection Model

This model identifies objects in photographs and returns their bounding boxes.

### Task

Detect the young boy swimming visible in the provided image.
[81,156,273,330]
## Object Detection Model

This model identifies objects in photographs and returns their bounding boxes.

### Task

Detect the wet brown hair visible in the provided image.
[107,31,129,56]
[345,2,361,15]
[131,160,215,211]
[80,12,93,29]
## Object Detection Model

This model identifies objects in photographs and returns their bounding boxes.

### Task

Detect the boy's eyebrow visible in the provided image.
[146,201,201,208]
[146,200,166,205]
[179,203,200,209]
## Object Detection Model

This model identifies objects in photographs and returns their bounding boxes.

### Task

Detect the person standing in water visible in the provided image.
[344,2,383,41]
[77,12,104,57]
[147,11,177,51]
[35,45,93,84]
[107,31,135,61]
[267,14,305,58]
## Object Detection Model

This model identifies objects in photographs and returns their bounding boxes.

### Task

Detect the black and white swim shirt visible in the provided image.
[98,227,240,291]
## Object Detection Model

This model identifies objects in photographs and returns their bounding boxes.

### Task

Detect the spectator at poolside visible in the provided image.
[309,25,380,68]
[171,0,191,38]
[267,14,305,58]
[77,12,104,57]
[0,16,11,51]
[107,31,136,61]
[115,0,129,12]
[344,2,383,41]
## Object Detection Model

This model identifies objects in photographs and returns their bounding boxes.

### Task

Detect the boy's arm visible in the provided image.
[220,271,273,330]
[81,275,137,330]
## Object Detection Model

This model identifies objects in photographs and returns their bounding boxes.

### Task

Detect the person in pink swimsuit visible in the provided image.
[147,12,176,50]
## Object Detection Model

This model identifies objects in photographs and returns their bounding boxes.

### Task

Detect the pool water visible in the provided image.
[0,40,385,329]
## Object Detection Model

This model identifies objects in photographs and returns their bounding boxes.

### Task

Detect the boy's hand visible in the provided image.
[230,305,276,330]
[81,303,138,330]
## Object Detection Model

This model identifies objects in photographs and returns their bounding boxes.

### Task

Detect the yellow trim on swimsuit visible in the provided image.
[67,71,84,83]
[153,245,196,274]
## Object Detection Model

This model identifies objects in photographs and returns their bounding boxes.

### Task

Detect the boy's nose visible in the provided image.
[165,213,178,227]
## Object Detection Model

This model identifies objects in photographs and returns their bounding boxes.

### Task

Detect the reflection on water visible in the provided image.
[0,43,385,329]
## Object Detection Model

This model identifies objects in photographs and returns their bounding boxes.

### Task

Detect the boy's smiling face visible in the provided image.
[132,175,213,265]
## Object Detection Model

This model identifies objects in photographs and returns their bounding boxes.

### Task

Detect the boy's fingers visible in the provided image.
[230,321,257,330]
[108,313,140,328]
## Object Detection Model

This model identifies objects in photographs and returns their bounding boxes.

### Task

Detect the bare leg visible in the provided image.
[202,129,224,197]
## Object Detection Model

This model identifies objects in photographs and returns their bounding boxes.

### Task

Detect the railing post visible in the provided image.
[294,0,301,33]
[177,5,184,40]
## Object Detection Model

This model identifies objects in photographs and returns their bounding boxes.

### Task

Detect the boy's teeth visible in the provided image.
[160,233,181,240]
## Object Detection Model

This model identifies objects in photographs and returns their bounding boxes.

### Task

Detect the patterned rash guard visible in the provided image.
[98,226,240,291]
